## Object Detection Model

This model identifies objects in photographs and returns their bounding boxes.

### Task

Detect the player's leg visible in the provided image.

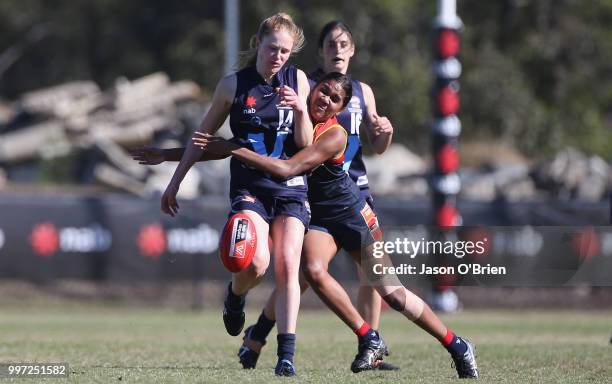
[353,246,478,378]
[238,272,310,369]
[223,209,271,336]
[302,230,363,327]
[355,271,400,370]
[302,229,387,373]
[270,214,305,376]
[356,282,381,330]
[356,196,383,331]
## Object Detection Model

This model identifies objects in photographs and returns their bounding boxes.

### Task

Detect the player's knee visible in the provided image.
[275,242,301,263]
[273,249,301,281]
[382,289,406,312]
[383,287,425,320]
[301,260,327,285]
[274,260,300,284]
[248,253,269,279]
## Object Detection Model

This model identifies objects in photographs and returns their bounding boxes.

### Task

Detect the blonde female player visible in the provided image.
[159,13,311,376]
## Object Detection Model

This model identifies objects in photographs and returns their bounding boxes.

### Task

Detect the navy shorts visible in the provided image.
[356,185,375,210]
[309,199,381,252]
[230,190,310,228]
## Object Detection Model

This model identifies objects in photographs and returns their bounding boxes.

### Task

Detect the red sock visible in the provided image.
[442,329,455,347]
[355,322,371,337]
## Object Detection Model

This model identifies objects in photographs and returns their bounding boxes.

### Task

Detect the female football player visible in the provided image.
[237,20,398,372]
[193,72,478,378]
[159,12,311,376]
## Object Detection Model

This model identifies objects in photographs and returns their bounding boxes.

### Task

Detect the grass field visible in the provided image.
[0,305,610,383]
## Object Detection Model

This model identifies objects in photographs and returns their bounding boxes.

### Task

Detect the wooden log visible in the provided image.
[0,120,71,162]
[20,81,100,115]
[93,137,148,180]
[93,163,148,196]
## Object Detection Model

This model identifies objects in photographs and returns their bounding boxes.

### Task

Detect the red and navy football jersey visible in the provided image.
[311,116,346,176]
[308,69,370,197]
[229,65,307,199]
[307,116,361,212]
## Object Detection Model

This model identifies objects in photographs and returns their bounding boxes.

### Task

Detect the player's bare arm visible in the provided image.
[291,69,313,148]
[193,127,345,179]
[129,147,227,165]
[361,82,393,154]
[161,74,235,217]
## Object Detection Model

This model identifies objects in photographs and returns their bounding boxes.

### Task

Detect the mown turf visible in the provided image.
[0,306,610,383]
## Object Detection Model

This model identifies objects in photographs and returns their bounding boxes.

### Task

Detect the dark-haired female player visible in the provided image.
[193,72,478,379]
[237,20,399,372]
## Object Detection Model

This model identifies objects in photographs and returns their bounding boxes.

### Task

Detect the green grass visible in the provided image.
[0,307,610,383]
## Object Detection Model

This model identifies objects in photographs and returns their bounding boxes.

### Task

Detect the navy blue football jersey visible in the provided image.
[308,69,370,197]
[229,65,307,198]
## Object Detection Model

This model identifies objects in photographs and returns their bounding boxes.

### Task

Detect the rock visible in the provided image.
[460,164,536,202]
[502,178,538,202]
[532,148,610,201]
[492,164,537,201]
[460,169,496,201]
[395,175,429,198]
[575,156,610,202]
[532,148,586,196]
[363,144,427,195]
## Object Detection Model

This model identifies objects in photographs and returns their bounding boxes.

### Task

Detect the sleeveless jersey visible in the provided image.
[307,116,361,211]
[229,65,307,198]
[308,69,370,196]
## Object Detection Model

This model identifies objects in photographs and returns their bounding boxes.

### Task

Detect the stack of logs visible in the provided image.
[0,72,231,198]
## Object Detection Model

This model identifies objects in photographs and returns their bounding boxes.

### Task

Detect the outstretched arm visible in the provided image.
[129,147,227,165]
[193,127,346,179]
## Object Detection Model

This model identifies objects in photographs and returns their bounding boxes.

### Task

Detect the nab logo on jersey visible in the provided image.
[243,95,257,114]
[278,106,294,132]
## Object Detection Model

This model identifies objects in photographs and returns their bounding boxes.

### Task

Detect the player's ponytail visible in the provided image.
[238,12,305,69]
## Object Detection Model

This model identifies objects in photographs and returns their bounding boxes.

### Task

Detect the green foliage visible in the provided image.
[1,0,610,159]
[460,43,556,155]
